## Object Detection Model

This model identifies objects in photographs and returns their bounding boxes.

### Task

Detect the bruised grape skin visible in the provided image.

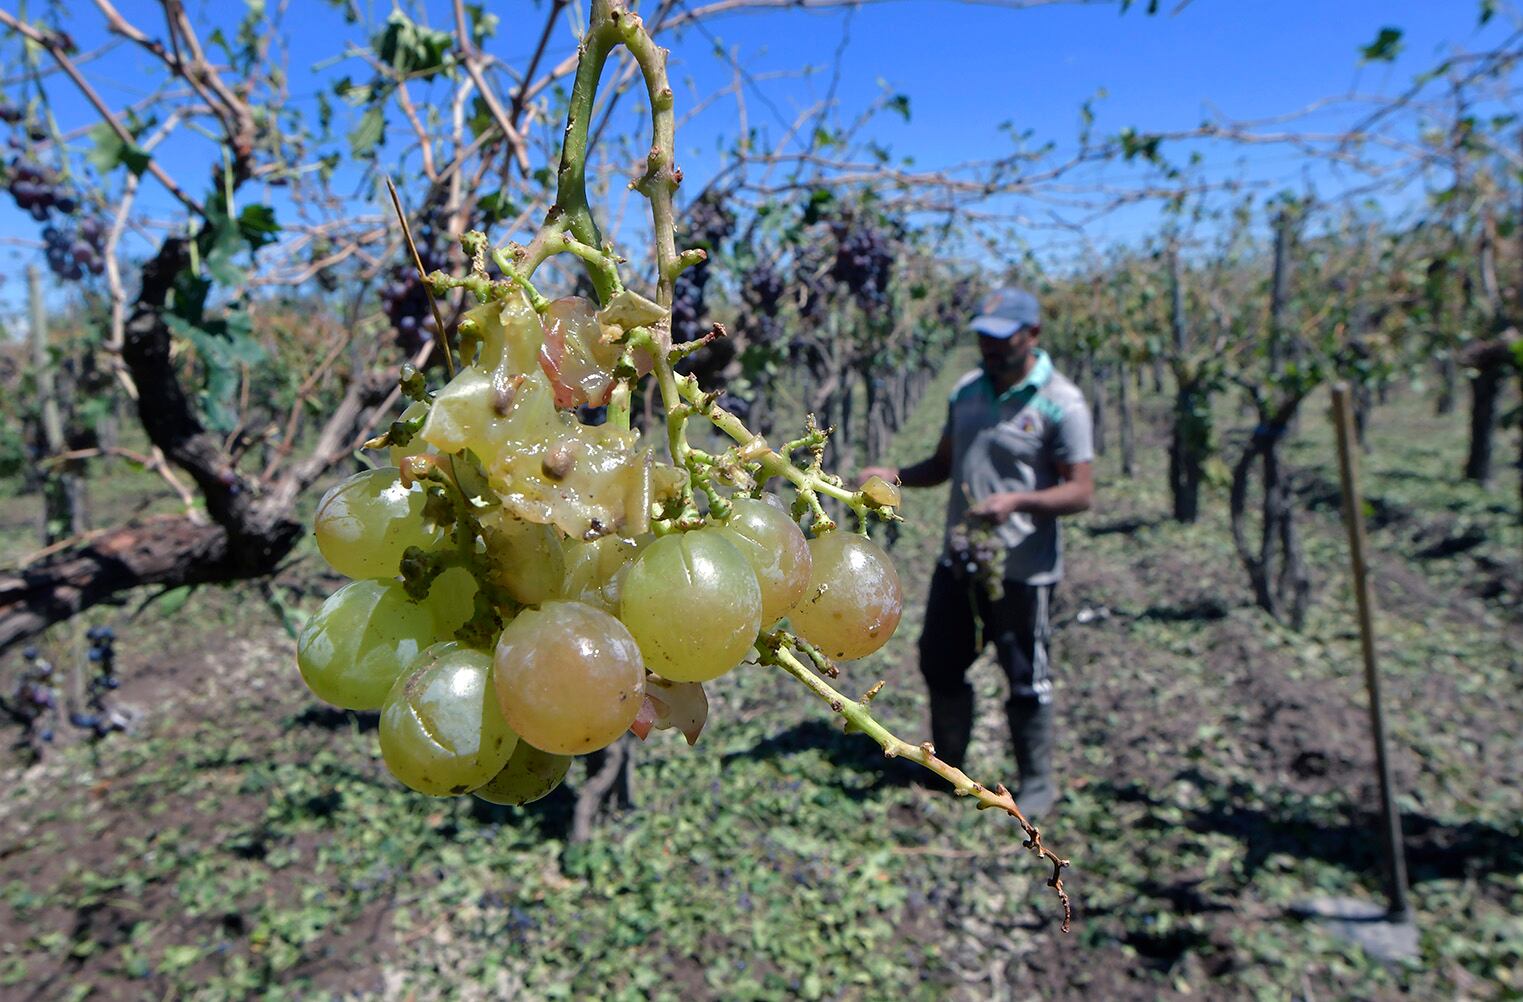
[493,601,645,755]
[619,528,762,683]
[787,532,903,661]
[296,579,440,710]
[473,741,572,805]
[718,498,812,625]
[314,467,441,580]
[380,644,519,796]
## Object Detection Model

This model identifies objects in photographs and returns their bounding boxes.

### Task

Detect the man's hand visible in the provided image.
[856,465,900,487]
[968,491,1027,522]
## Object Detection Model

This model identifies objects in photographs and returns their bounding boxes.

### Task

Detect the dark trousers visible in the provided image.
[917,560,1054,767]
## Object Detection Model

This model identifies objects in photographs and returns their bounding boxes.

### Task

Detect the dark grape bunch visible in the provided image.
[380,210,450,353]
[69,626,128,738]
[379,263,442,353]
[739,260,785,345]
[42,216,106,281]
[947,515,1006,604]
[6,157,76,221]
[828,211,897,309]
[4,153,107,281]
[671,191,734,345]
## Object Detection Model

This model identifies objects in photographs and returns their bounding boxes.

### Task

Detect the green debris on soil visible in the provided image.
[0,364,1518,1001]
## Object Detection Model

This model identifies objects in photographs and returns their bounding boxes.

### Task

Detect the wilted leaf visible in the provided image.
[630,677,709,746]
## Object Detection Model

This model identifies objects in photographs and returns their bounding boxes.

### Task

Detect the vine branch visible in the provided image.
[758,632,1071,931]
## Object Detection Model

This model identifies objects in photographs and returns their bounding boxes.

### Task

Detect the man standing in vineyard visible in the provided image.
[859,288,1093,818]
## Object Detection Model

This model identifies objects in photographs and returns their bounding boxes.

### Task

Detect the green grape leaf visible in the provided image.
[465,2,498,43]
[467,96,494,140]
[165,309,263,434]
[478,189,518,223]
[85,122,150,177]
[142,585,196,618]
[1359,27,1404,63]
[1118,127,1163,163]
[374,10,454,78]
[349,105,386,159]
[202,214,249,287]
[237,205,281,250]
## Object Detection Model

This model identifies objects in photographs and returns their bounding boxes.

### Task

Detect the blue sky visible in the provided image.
[0,0,1514,322]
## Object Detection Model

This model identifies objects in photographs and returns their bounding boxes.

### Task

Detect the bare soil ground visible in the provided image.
[0,375,1518,1000]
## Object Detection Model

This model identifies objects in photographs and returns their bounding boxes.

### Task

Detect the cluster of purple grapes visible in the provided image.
[379,266,441,354]
[42,217,106,281]
[7,157,76,221]
[671,191,734,345]
[380,216,448,353]
[739,260,785,344]
[827,213,897,309]
[4,152,110,281]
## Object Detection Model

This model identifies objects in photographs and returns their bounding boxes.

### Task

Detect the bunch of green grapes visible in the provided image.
[297,289,904,805]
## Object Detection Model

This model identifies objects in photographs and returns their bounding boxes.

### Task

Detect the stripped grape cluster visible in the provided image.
[297,288,904,804]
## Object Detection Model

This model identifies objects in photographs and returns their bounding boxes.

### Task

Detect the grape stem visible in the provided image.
[674,374,903,534]
[758,632,1072,933]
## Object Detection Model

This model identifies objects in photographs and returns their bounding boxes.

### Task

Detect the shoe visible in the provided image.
[1008,698,1058,821]
[928,687,974,770]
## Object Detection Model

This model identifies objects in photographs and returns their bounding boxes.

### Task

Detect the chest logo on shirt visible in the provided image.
[1014,412,1039,435]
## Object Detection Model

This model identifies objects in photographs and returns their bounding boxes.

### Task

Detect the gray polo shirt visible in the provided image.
[943,349,1093,585]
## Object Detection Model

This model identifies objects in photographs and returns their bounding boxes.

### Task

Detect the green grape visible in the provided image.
[560,534,649,615]
[620,528,761,683]
[493,601,645,755]
[314,467,441,580]
[473,741,572,805]
[380,643,519,796]
[719,497,812,625]
[482,510,566,605]
[423,565,480,638]
[296,579,440,710]
[788,532,903,661]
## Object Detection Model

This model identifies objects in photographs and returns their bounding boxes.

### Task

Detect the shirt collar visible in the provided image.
[985,348,1053,402]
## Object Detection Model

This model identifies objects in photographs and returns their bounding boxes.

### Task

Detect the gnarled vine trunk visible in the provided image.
[1229,394,1311,630]
[0,239,396,653]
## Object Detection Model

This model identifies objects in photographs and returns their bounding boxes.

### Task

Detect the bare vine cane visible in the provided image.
[369,0,1072,929]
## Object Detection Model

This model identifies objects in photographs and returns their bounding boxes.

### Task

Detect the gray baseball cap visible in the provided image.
[971,287,1040,339]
